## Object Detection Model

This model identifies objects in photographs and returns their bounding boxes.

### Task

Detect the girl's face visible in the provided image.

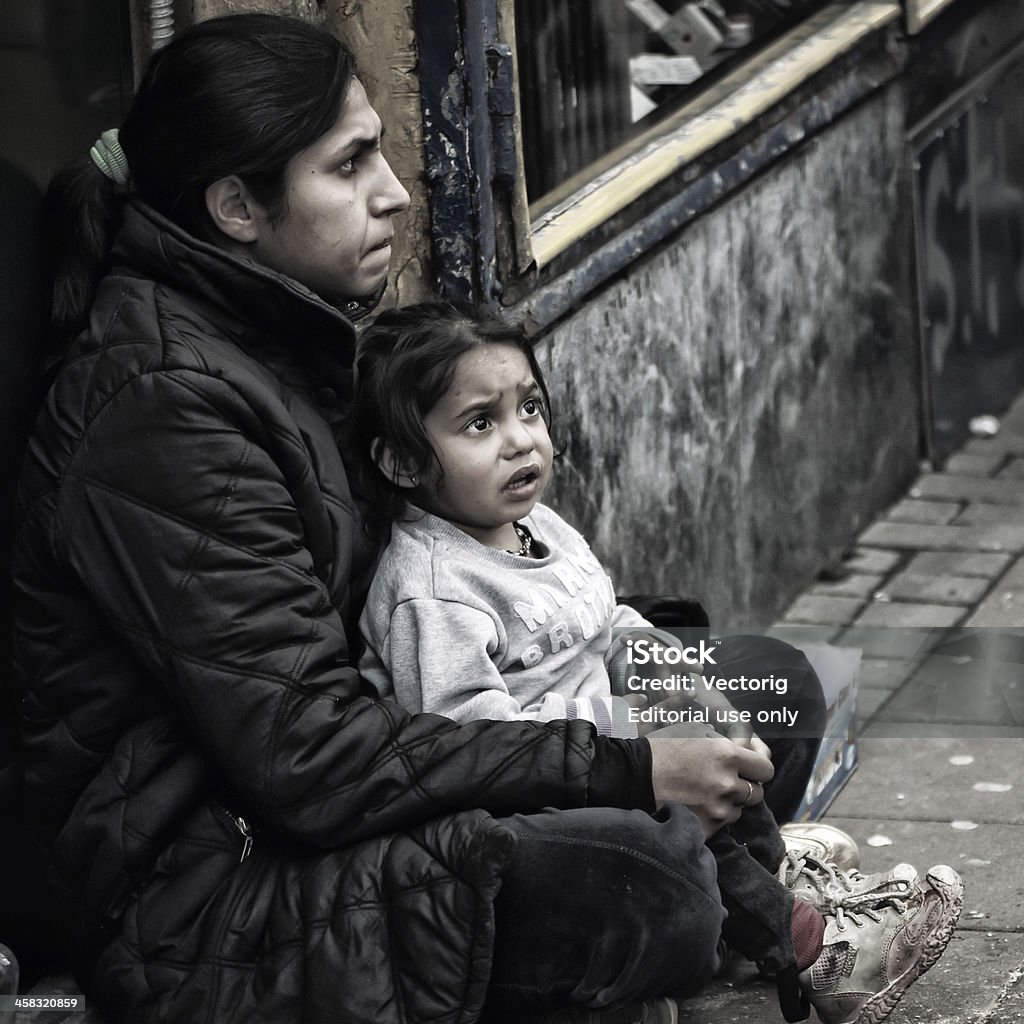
[248,79,410,303]
[418,343,553,550]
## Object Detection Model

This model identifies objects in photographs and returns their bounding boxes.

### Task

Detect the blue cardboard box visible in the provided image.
[792,643,860,821]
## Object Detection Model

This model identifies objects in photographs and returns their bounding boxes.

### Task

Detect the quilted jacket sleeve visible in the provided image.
[54,366,620,847]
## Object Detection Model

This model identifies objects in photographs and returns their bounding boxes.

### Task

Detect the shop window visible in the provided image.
[492,1,905,279]
[513,1,834,207]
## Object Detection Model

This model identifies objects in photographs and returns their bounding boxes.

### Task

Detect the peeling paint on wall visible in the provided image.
[190,0,319,21]
[537,86,918,629]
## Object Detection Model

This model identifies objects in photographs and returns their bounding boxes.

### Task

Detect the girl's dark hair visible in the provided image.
[349,301,557,531]
[45,13,354,348]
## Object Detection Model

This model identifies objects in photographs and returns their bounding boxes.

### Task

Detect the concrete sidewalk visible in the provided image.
[680,393,1024,1023]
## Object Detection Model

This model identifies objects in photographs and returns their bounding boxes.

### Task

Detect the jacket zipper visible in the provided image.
[217,804,254,863]
[234,814,254,863]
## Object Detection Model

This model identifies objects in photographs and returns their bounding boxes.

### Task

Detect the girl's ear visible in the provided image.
[205,175,263,245]
[372,438,419,489]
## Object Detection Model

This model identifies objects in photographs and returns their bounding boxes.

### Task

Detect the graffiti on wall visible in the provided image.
[914,62,1024,457]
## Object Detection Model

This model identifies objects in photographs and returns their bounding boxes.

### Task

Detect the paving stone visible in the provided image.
[953,501,1023,525]
[997,456,1024,479]
[782,594,863,626]
[856,685,892,726]
[828,735,1024,825]
[859,657,921,691]
[865,721,1023,738]
[903,551,1013,579]
[872,648,1024,729]
[857,521,1024,554]
[886,498,962,524]
[765,623,841,646]
[961,434,1024,458]
[879,572,992,606]
[839,547,905,575]
[854,601,967,629]
[963,557,1024,626]
[991,555,1024,586]
[965,587,1024,627]
[838,625,948,660]
[998,392,1024,432]
[943,451,1006,476]
[910,473,1024,505]
[811,572,883,599]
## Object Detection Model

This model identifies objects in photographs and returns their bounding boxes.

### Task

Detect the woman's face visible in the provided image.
[249,78,411,303]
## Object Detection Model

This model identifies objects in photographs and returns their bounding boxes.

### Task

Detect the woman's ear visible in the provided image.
[205,175,263,245]
[372,438,419,489]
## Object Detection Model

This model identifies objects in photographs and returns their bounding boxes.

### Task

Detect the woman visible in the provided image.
[13,13,960,1024]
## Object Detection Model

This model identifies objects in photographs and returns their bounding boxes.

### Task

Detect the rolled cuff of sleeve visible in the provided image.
[586,737,656,812]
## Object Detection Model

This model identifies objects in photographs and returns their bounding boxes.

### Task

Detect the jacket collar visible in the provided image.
[111,201,378,367]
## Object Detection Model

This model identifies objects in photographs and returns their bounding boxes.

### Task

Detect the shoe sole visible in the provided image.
[849,865,965,1024]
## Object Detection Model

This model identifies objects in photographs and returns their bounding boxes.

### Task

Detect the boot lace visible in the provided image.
[780,850,916,907]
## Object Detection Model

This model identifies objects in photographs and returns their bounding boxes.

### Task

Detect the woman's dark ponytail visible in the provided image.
[43,158,125,352]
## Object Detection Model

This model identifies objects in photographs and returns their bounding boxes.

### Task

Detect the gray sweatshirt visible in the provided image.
[358,504,650,736]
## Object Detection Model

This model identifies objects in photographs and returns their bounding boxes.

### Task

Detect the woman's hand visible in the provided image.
[646,735,774,839]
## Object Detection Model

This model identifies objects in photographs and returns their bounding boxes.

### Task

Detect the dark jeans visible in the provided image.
[485,636,825,1016]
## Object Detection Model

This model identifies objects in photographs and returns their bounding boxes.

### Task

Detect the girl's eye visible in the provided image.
[521,397,543,417]
[466,417,491,434]
[337,157,356,176]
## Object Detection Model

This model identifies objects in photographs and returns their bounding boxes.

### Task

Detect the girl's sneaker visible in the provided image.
[778,849,919,914]
[799,864,964,1024]
[761,852,920,989]
[779,822,860,871]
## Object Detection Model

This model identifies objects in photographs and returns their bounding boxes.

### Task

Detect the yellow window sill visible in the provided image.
[527,1,901,271]
[906,0,959,35]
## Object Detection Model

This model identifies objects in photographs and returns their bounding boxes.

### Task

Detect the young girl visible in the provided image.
[352,300,673,737]
[353,301,804,748]
[350,300,965,1024]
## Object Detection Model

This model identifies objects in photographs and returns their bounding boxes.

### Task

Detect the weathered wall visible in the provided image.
[537,83,919,629]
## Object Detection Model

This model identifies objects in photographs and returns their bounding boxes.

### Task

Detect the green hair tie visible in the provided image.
[89,128,130,186]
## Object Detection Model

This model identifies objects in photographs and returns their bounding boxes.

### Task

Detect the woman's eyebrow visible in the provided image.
[330,125,385,162]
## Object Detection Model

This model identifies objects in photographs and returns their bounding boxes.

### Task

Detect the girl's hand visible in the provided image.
[687,675,772,759]
[724,722,772,760]
[646,735,774,839]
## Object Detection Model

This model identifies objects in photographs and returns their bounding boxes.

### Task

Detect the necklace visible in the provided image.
[508,523,533,557]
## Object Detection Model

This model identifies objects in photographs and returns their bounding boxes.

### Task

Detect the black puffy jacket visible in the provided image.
[12,202,646,1023]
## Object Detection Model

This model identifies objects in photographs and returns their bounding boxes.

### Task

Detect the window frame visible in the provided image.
[905,0,959,35]
[516,2,903,270]
[415,0,964,321]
